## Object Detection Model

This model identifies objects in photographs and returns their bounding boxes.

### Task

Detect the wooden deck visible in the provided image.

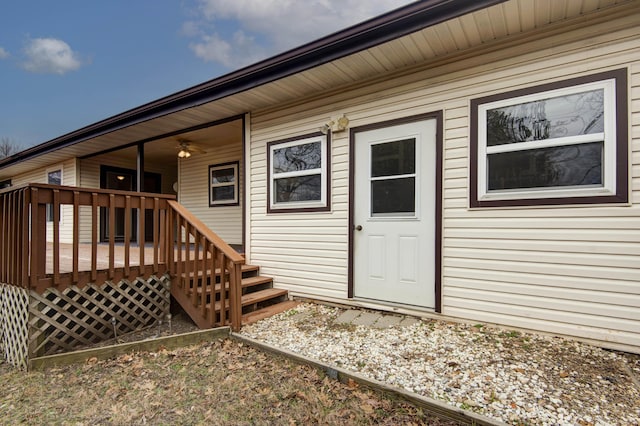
[45,242,161,274]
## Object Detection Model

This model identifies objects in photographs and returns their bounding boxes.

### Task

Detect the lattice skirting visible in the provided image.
[29,275,171,357]
[0,283,30,370]
[1,274,171,367]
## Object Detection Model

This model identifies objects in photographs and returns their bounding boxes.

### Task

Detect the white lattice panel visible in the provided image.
[29,274,171,356]
[0,283,30,370]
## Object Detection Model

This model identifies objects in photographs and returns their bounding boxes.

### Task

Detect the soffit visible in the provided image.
[0,0,634,180]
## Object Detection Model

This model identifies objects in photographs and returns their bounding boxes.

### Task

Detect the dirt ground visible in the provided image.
[0,338,461,425]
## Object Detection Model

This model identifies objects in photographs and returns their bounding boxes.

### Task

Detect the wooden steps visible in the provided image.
[208,288,288,311]
[173,258,290,329]
[241,287,288,306]
[242,300,300,325]
[193,275,274,295]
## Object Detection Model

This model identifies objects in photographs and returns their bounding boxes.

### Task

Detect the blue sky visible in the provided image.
[0,0,414,148]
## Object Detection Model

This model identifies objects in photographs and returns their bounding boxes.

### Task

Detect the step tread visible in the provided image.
[180,263,260,279]
[193,275,273,294]
[242,300,299,325]
[241,288,288,306]
[208,288,288,311]
[241,275,273,287]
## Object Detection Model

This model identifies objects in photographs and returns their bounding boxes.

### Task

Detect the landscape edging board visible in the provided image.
[29,327,230,370]
[231,332,506,426]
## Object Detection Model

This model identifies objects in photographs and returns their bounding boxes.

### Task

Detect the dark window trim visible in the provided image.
[470,68,628,208]
[266,131,331,214]
[348,111,443,313]
[209,160,240,207]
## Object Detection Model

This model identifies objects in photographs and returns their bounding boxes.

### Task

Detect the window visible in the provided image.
[267,133,330,212]
[47,169,62,222]
[209,162,239,206]
[470,69,628,207]
[0,179,11,189]
[371,138,416,216]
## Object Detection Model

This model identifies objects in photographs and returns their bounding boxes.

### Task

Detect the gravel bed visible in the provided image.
[241,303,640,425]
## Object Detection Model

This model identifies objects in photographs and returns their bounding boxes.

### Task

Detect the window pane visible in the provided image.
[275,175,321,203]
[487,142,603,190]
[371,139,415,177]
[212,186,235,201]
[48,169,62,185]
[487,89,604,146]
[47,169,62,221]
[211,168,235,184]
[371,177,415,214]
[273,142,321,173]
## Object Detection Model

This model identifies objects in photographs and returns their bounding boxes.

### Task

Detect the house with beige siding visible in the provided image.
[1,0,639,357]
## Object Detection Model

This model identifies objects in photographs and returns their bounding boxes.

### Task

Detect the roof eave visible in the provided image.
[0,0,505,169]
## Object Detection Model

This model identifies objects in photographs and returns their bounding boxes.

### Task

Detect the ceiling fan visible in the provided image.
[175,138,206,158]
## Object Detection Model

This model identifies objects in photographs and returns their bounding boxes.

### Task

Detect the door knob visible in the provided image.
[354,225,363,231]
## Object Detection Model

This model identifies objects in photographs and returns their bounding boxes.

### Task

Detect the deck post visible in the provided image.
[229,261,243,332]
[30,188,47,286]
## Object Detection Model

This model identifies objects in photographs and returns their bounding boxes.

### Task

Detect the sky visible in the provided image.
[0,0,415,149]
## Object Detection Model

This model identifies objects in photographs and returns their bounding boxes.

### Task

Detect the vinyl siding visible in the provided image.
[11,158,78,244]
[248,16,640,351]
[178,142,243,245]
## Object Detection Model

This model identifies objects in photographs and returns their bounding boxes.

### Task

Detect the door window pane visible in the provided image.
[371,177,415,214]
[273,142,321,173]
[488,142,603,190]
[487,89,604,146]
[275,175,321,203]
[371,139,415,177]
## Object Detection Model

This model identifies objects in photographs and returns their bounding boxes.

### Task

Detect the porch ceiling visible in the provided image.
[0,0,633,180]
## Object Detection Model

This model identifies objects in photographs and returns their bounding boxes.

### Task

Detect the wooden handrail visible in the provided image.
[167,200,244,331]
[167,200,244,264]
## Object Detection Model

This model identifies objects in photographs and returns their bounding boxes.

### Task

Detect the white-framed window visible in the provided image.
[470,69,628,207]
[46,168,62,222]
[209,161,239,206]
[267,133,330,212]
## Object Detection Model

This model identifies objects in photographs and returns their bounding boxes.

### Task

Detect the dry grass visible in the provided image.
[0,339,460,425]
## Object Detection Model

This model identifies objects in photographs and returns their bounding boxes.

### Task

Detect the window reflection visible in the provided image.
[488,142,603,190]
[487,89,604,146]
[273,142,321,173]
[275,175,321,202]
[371,139,415,177]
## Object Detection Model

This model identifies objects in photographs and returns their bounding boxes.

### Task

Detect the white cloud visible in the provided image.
[187,0,414,67]
[190,30,265,67]
[0,47,8,59]
[22,38,82,75]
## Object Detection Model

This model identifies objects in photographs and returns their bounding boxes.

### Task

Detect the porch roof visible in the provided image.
[0,0,632,180]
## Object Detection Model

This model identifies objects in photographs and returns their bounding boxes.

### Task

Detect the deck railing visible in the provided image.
[0,183,244,331]
[166,200,245,330]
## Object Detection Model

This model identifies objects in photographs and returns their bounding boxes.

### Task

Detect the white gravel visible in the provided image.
[241,303,640,425]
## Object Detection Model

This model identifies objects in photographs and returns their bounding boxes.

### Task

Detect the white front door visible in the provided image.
[353,119,436,308]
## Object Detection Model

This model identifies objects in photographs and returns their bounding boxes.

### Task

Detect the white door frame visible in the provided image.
[348,112,443,312]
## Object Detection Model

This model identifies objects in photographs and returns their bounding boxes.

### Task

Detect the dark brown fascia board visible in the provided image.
[0,0,505,170]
